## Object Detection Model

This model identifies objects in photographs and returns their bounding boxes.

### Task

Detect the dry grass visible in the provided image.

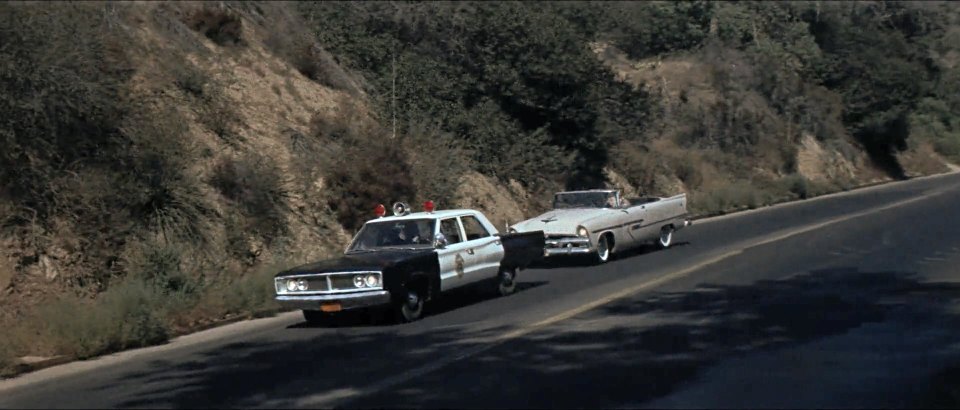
[898,140,952,178]
[34,278,170,360]
[594,38,932,219]
[2,0,954,380]
[0,253,290,375]
[404,122,475,206]
[0,1,355,375]
[259,2,362,94]
[0,257,11,296]
[0,339,14,377]
[169,258,286,333]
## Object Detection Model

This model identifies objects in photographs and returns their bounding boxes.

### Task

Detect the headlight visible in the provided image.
[364,274,379,287]
[285,279,297,292]
[577,226,588,237]
[296,279,308,291]
[353,275,365,288]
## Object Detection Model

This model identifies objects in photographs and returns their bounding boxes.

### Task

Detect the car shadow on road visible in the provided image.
[615,240,692,261]
[286,280,549,329]
[528,241,692,269]
[110,267,960,409]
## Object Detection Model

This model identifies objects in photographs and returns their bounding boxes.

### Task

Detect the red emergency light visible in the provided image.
[423,200,435,213]
[374,204,386,217]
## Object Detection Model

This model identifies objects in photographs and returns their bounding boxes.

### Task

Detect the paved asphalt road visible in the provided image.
[3,172,960,409]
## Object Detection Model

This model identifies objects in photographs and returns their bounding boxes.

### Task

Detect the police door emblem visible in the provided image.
[455,253,465,278]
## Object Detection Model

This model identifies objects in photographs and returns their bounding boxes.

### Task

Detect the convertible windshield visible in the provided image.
[553,192,617,209]
[347,219,436,252]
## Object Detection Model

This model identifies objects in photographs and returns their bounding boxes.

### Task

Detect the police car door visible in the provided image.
[459,214,504,282]
[437,217,472,291]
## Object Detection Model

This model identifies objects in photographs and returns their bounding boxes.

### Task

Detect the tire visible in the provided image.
[596,234,612,263]
[496,267,517,296]
[302,309,332,325]
[658,225,674,249]
[394,287,425,323]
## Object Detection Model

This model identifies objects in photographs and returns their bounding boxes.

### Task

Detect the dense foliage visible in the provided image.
[1,0,959,372]
[299,2,652,190]
[298,1,960,183]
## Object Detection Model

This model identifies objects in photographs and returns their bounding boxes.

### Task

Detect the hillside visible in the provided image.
[1,1,959,372]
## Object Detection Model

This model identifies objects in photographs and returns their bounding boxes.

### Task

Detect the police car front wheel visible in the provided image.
[395,288,424,323]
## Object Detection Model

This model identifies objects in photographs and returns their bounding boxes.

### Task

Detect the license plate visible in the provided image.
[320,302,342,312]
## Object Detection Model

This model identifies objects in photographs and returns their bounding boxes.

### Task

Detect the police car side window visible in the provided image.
[439,218,462,244]
[460,215,490,241]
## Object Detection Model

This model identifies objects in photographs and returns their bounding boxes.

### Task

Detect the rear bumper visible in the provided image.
[276,290,392,311]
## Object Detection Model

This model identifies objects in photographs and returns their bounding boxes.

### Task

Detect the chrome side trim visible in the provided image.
[545,247,594,256]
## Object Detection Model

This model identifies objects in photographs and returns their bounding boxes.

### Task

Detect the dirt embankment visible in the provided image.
[2,2,958,375]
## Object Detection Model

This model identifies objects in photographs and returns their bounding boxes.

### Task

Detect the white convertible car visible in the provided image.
[509,189,691,263]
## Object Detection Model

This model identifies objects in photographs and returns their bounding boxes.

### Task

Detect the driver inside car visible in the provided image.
[605,195,617,208]
[398,223,427,245]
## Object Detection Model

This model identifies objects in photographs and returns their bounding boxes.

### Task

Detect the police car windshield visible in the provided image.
[553,192,616,209]
[347,219,436,252]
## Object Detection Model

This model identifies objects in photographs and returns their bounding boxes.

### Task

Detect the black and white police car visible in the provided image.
[274,201,544,323]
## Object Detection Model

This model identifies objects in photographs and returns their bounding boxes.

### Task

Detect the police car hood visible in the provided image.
[510,208,612,236]
[276,248,435,277]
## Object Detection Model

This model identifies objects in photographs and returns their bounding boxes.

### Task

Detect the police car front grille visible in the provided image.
[329,275,357,291]
[304,277,331,291]
[275,271,382,295]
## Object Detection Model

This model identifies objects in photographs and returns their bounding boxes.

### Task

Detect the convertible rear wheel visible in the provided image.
[596,234,611,263]
[658,225,674,249]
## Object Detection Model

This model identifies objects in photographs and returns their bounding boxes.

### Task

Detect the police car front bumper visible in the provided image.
[276,290,392,311]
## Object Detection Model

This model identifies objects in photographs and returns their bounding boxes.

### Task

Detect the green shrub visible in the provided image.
[171,62,209,97]
[37,277,169,360]
[311,102,418,232]
[934,137,960,162]
[219,264,281,316]
[197,81,244,147]
[251,2,361,93]
[782,173,810,199]
[325,139,417,232]
[910,98,960,163]
[120,109,217,249]
[184,6,245,46]
[125,241,201,298]
[0,2,133,227]
[693,181,771,216]
[403,122,474,205]
[190,260,285,320]
[209,153,289,246]
[0,339,15,376]
[299,1,650,187]
[670,156,704,189]
[602,1,714,59]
